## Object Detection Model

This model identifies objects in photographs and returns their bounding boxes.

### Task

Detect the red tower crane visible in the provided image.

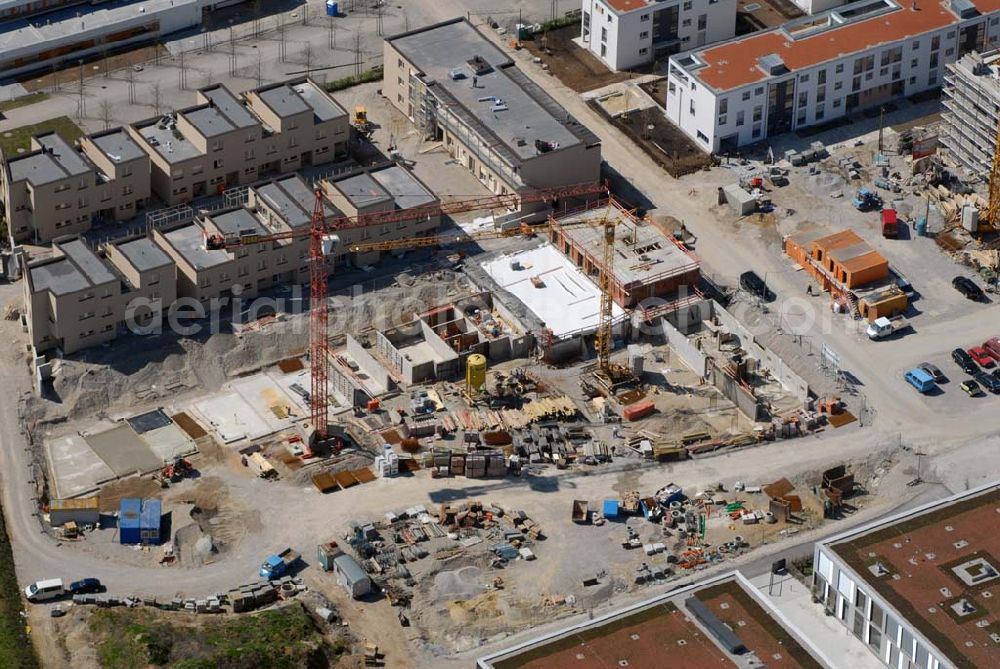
[207,180,608,443]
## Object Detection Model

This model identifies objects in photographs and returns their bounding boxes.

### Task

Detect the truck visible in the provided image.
[880,208,898,238]
[571,500,590,524]
[866,316,908,340]
[259,547,300,579]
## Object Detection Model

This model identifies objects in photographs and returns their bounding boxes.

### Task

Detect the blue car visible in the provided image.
[904,368,936,394]
[68,578,102,594]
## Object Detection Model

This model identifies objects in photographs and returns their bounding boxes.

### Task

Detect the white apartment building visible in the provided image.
[814,481,1000,669]
[581,0,737,72]
[664,0,1000,153]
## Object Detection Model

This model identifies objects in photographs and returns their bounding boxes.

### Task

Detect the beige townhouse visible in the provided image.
[3,130,150,245]
[130,79,349,206]
[383,18,602,199]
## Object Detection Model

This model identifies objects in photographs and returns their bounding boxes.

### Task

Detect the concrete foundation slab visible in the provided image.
[271,370,315,414]
[230,373,306,434]
[140,423,197,462]
[82,423,162,477]
[192,392,272,443]
[46,434,115,499]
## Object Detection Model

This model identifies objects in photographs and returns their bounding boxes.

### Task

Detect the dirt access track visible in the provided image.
[521,25,636,93]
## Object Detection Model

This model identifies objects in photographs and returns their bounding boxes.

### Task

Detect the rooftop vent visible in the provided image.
[467,55,493,76]
[951,0,979,18]
[758,53,787,76]
[535,139,556,153]
[448,68,466,80]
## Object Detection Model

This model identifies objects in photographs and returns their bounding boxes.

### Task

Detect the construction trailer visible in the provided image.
[48,497,100,527]
[332,553,371,599]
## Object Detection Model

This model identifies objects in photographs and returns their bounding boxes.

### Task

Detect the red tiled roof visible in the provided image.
[606,0,649,12]
[695,2,981,91]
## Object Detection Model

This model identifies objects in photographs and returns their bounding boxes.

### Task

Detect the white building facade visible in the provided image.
[581,0,737,72]
[665,0,1000,153]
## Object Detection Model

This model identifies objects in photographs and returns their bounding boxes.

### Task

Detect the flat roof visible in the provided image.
[257,85,310,118]
[200,86,259,129]
[825,482,1000,669]
[605,0,650,12]
[114,238,172,273]
[554,205,699,290]
[138,121,202,164]
[255,176,336,230]
[8,133,91,186]
[88,128,146,164]
[209,208,267,237]
[480,572,824,669]
[370,165,437,210]
[388,19,594,164]
[481,243,626,339]
[292,80,347,121]
[161,223,230,270]
[331,172,392,209]
[183,106,239,139]
[679,0,995,92]
[62,238,115,285]
[0,0,203,57]
[31,237,120,296]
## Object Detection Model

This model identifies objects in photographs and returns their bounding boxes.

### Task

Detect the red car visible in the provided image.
[969,346,995,367]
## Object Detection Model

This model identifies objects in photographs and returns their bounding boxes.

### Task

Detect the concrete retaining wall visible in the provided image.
[659,318,710,377]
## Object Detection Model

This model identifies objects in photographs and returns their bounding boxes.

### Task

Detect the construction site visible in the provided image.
[10,3,1000,669]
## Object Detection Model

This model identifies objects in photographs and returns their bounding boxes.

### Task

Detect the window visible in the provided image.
[817,70,826,85]
[639,47,648,55]
[122,185,133,196]
[929,70,937,85]
[122,166,132,177]
[834,81,843,90]
[718,114,727,125]
[947,30,955,39]
[55,184,70,193]
[682,18,691,26]
[929,53,938,68]
[912,39,920,50]
[852,76,861,92]
[213,159,223,169]
[669,82,677,94]
[945,48,954,56]
[696,130,708,142]
[719,98,728,114]
[931,36,940,51]
[601,27,607,41]
[697,14,706,30]
[754,86,763,96]
[815,104,824,120]
[641,12,649,20]
[640,31,649,39]
[800,73,809,83]
[397,58,404,68]
[752,125,762,139]
[909,76,917,85]
[742,91,751,101]
[212,141,222,152]
[55,202,71,210]
[880,67,888,77]
[798,91,807,108]
[816,87,826,103]
[245,150,255,161]
[835,63,844,74]
[736,110,744,126]
[796,111,806,125]
[192,165,203,176]
[683,0,692,8]
[911,58,919,68]
[752,105,762,122]
[689,99,696,115]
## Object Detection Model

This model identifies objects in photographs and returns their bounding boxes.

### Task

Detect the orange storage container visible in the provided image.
[623,399,655,421]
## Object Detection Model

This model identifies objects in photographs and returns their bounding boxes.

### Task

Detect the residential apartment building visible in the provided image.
[20,235,175,354]
[129,79,348,205]
[2,130,150,245]
[581,0,737,72]
[664,0,1000,153]
[814,481,1000,669]
[940,49,1000,176]
[383,18,602,198]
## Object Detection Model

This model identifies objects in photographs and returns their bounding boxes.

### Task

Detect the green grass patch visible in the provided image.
[0,502,40,669]
[89,603,341,669]
[0,116,83,156]
[0,93,51,113]
[323,65,384,93]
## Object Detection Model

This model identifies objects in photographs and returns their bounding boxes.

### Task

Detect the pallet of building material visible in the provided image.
[687,440,723,455]
[352,468,376,484]
[334,471,360,490]
[312,471,339,494]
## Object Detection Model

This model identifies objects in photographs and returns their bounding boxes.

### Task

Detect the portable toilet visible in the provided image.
[326,0,339,16]
[119,498,141,545]
[602,499,619,519]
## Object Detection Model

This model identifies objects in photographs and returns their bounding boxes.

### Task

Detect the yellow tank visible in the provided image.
[466,354,487,391]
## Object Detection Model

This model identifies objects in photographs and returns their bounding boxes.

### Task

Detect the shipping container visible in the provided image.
[623,399,655,421]
[119,498,142,545]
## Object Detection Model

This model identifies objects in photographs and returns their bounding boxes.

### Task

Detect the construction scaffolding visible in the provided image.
[941,50,1000,178]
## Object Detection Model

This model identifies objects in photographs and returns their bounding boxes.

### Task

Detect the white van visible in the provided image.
[24,578,64,602]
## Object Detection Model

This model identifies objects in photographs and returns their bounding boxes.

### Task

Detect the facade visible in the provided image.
[383,18,602,198]
[20,234,176,355]
[814,481,1000,669]
[941,49,1000,176]
[581,0,737,72]
[130,79,348,205]
[665,0,1000,153]
[479,570,827,668]
[0,0,247,80]
[2,130,150,244]
[785,228,889,290]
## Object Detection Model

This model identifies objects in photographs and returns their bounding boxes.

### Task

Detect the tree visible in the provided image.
[151,82,162,116]
[99,99,113,131]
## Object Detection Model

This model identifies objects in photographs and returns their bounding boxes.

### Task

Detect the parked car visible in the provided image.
[969,347,995,367]
[961,379,982,396]
[917,362,945,383]
[953,276,985,301]
[983,337,1000,362]
[68,578,102,594]
[904,368,937,394]
[24,579,64,602]
[953,348,978,375]
[976,372,1000,394]
[739,271,775,302]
